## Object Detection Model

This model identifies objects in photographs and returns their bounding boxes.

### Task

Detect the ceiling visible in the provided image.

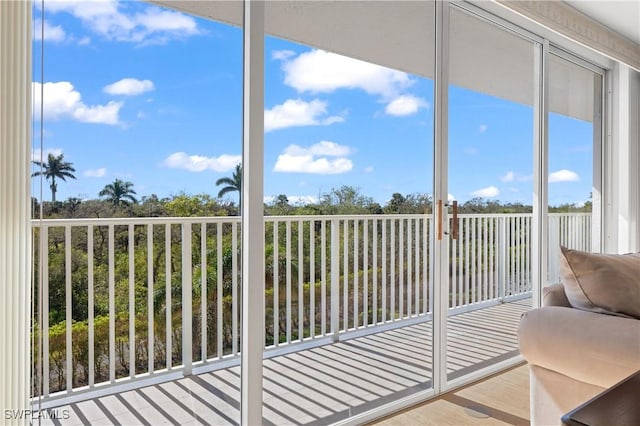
[566,0,640,45]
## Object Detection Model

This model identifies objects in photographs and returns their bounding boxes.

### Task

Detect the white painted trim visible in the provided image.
[333,388,437,426]
[0,1,32,420]
[240,1,265,424]
[493,0,639,71]
[433,0,450,397]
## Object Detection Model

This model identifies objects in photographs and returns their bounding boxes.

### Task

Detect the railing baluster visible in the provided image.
[372,219,378,324]
[343,220,348,331]
[298,220,304,341]
[321,220,327,336]
[382,219,387,322]
[165,223,171,370]
[286,220,292,343]
[353,220,359,329]
[399,219,404,319]
[65,226,72,392]
[128,224,135,379]
[489,219,494,300]
[201,222,207,363]
[231,222,238,355]
[330,219,339,342]
[423,217,428,314]
[464,217,470,306]
[273,221,279,347]
[182,223,193,375]
[88,225,94,388]
[363,219,369,327]
[451,217,457,309]
[406,219,412,317]
[109,224,116,382]
[310,220,315,337]
[414,218,419,315]
[216,222,223,358]
[471,218,476,304]
[41,225,50,397]
[390,219,395,321]
[147,224,154,374]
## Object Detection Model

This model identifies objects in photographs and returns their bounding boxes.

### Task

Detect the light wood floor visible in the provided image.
[36,300,529,425]
[371,364,530,426]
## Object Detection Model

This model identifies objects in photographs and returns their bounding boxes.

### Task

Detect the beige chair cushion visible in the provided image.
[559,246,640,319]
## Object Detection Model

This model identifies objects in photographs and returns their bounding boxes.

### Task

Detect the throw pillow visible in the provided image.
[559,246,640,319]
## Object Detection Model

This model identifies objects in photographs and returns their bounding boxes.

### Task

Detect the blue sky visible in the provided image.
[31,0,593,207]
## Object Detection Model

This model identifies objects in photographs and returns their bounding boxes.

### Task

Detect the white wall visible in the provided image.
[605,65,640,253]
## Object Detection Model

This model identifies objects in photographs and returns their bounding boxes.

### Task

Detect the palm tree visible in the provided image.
[99,179,138,206]
[32,153,77,203]
[216,163,242,209]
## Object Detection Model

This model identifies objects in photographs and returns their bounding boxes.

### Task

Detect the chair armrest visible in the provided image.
[519,307,640,388]
[542,284,571,307]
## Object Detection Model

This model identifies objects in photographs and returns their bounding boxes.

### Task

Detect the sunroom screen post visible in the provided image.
[0,1,32,422]
[241,1,265,425]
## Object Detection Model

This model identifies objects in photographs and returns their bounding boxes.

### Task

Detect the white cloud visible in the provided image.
[385,95,430,116]
[103,78,154,96]
[479,124,488,133]
[284,140,352,157]
[364,166,374,174]
[448,193,456,203]
[264,99,344,132]
[84,168,107,177]
[282,49,412,98]
[33,82,121,125]
[274,142,353,175]
[41,1,200,45]
[471,186,500,198]
[500,171,532,182]
[501,171,515,183]
[32,148,63,162]
[272,50,295,61]
[33,19,67,42]
[162,152,241,173]
[549,169,580,183]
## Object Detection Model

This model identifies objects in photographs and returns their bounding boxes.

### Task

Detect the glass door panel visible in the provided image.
[547,54,602,283]
[446,7,536,383]
[262,1,435,423]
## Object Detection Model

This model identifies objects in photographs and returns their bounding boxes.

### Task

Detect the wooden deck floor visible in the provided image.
[35,300,529,425]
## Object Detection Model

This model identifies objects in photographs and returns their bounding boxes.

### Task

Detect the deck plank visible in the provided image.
[37,300,530,425]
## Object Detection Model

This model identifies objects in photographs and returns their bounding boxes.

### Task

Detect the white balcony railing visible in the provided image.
[30,212,590,404]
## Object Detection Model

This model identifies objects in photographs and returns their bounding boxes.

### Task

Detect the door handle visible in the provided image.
[452,200,458,240]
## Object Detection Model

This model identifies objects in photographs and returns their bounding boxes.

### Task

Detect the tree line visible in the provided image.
[33,155,590,220]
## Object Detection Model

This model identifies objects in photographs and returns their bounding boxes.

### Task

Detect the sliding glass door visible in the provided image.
[445,5,538,384]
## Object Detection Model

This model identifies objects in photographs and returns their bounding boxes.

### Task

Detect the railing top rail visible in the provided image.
[30,216,242,227]
[30,211,591,227]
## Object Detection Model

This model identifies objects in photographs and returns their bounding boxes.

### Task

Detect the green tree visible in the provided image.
[99,179,138,206]
[32,153,77,202]
[216,163,242,212]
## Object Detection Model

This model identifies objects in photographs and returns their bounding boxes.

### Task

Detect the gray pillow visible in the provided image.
[559,246,640,319]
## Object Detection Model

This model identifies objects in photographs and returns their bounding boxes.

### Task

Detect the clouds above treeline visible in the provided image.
[32,78,155,126]
[265,48,431,132]
[34,0,201,46]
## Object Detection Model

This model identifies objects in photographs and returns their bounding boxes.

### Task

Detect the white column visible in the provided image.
[605,64,640,254]
[0,1,32,424]
[240,1,264,425]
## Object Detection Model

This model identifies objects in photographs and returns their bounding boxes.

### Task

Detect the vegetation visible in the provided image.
[215,163,242,210]
[32,153,77,202]
[99,179,138,206]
